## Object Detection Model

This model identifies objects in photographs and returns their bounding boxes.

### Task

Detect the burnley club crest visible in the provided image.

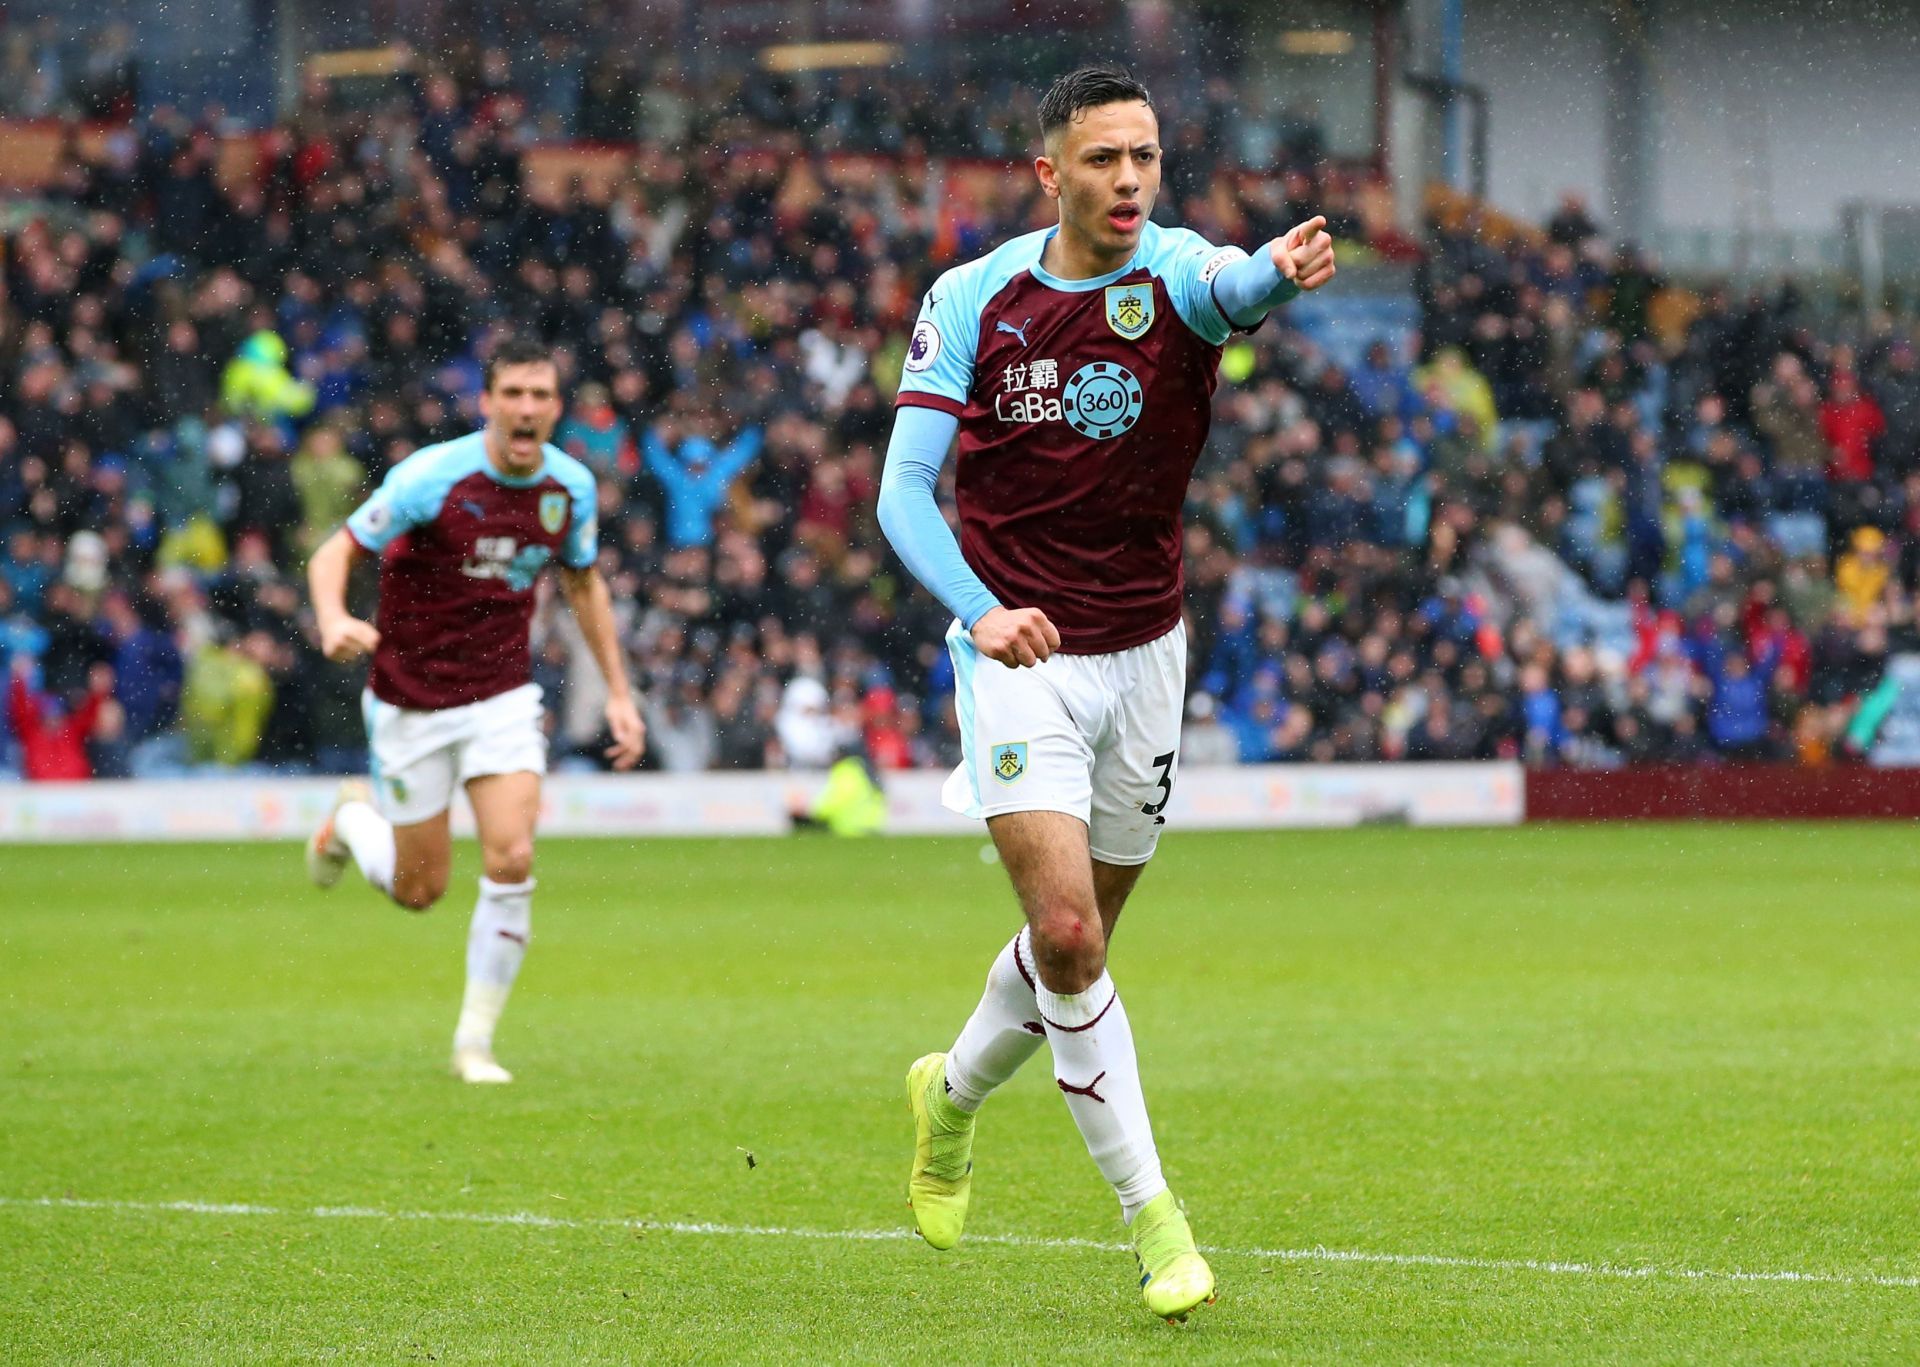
[539,491,569,534]
[991,741,1028,785]
[1104,284,1154,340]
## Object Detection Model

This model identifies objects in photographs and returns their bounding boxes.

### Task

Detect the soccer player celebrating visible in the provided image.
[878,66,1335,1320]
[304,337,645,1084]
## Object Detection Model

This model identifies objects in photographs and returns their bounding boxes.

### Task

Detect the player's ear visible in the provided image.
[1034,153,1060,200]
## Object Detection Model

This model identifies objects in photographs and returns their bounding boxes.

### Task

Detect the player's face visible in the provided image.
[481,363,564,473]
[1038,101,1161,265]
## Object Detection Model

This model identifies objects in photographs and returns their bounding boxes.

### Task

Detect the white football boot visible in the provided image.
[451,1048,513,1085]
[305,779,372,889]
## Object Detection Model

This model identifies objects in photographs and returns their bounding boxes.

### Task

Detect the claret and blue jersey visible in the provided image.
[346,432,598,711]
[895,220,1253,653]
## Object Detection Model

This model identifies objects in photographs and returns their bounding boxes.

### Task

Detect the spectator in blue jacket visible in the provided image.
[1351,340,1414,421]
[1222,665,1288,762]
[1199,596,1260,700]
[100,590,183,744]
[1705,647,1779,759]
[1520,661,1565,762]
[642,416,765,549]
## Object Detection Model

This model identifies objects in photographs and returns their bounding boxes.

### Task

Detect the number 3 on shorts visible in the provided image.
[1142,750,1176,824]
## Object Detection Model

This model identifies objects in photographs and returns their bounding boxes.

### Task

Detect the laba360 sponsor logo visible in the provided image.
[993,360,1143,440]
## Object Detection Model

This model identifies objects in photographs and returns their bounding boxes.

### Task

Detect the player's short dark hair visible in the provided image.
[483,336,557,390]
[1038,65,1154,144]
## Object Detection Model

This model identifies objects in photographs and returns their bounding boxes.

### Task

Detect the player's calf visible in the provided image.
[452,874,534,1084]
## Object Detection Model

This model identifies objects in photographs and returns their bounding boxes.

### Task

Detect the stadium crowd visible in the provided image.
[4,53,1920,781]
[0,17,137,124]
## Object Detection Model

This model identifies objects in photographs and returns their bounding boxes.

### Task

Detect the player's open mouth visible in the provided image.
[1108,203,1142,231]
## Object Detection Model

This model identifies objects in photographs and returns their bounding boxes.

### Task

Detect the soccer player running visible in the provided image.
[303,337,645,1084]
[878,66,1335,1320]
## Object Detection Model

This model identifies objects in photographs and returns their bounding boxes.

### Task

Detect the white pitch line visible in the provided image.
[5,1196,1917,1293]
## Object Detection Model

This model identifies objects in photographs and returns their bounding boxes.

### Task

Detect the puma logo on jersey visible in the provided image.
[996,318,1032,346]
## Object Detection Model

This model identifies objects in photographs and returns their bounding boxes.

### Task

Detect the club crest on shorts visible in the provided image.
[1104,283,1154,340]
[387,775,409,804]
[991,741,1028,785]
[538,491,568,535]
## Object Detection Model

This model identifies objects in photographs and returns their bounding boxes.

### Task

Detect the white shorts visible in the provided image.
[362,682,547,826]
[942,619,1185,866]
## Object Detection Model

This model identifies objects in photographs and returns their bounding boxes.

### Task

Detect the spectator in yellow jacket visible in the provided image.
[291,424,364,560]
[220,331,316,424]
[1835,525,1893,614]
[789,751,887,836]
[179,632,275,766]
[1413,347,1499,452]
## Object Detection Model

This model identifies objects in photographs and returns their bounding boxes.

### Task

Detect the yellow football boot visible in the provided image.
[1131,1190,1216,1322]
[904,1052,974,1250]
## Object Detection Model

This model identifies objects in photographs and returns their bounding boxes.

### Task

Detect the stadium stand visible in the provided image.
[3,43,1919,780]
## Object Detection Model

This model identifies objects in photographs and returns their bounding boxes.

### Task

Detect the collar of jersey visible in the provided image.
[1029,229,1142,293]
[473,438,549,488]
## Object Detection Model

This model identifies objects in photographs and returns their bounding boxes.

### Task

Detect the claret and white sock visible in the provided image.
[453,877,534,1056]
[333,801,396,894]
[1034,969,1167,1224]
[943,928,1046,1113]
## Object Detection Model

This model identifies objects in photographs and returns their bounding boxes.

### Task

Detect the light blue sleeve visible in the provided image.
[877,405,1001,629]
[552,454,599,569]
[1150,227,1248,346]
[1154,225,1301,343]
[346,451,458,553]
[563,507,599,569]
[895,268,981,413]
[1212,250,1302,330]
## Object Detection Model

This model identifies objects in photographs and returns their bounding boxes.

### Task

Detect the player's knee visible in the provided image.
[1029,900,1106,989]
[483,839,534,885]
[391,873,446,912]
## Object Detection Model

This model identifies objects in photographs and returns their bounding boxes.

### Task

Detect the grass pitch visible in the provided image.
[4,823,1920,1363]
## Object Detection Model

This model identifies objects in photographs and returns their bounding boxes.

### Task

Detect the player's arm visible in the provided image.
[876,406,1059,669]
[1212,215,1337,328]
[308,528,381,663]
[556,562,645,770]
[317,457,451,664]
[887,271,1060,670]
[552,471,643,768]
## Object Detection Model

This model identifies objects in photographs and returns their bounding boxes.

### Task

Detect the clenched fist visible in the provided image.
[320,615,382,663]
[971,606,1061,669]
